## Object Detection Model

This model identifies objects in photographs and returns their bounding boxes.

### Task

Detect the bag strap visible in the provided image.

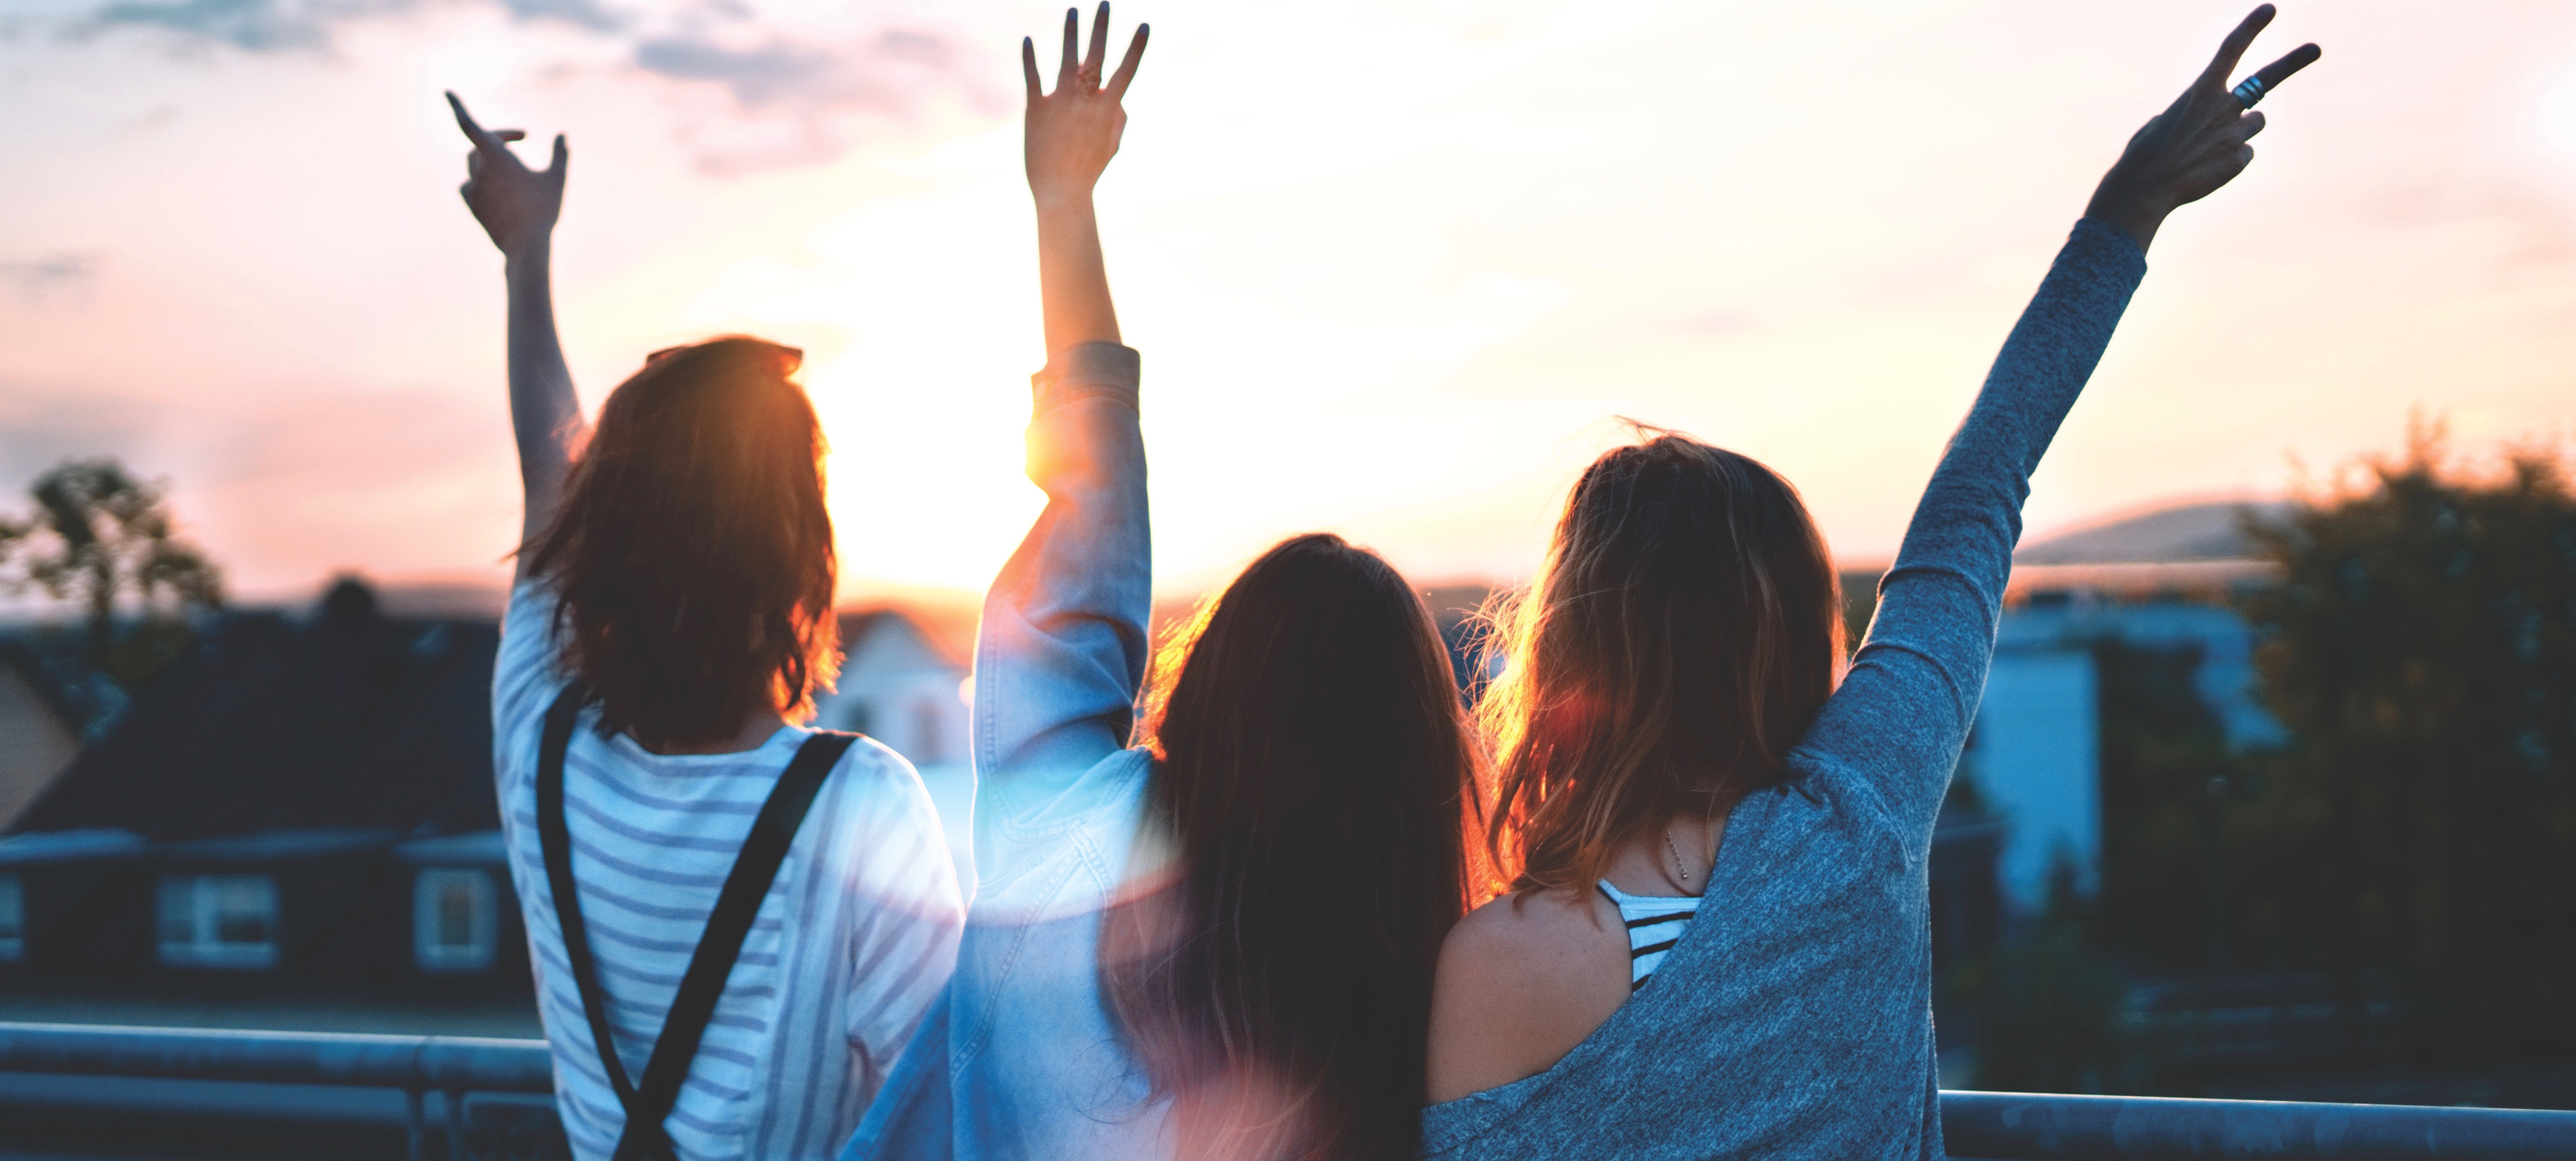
[536,687,860,1160]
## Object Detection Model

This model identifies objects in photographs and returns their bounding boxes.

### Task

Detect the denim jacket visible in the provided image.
[845,342,1165,1161]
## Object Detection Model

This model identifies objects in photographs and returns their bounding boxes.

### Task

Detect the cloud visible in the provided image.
[1669,307,1759,338]
[0,383,154,488]
[496,0,619,34]
[634,24,966,113]
[632,33,844,108]
[81,0,617,53]
[630,24,974,172]
[69,0,986,172]
[0,252,106,302]
[86,0,382,52]
[617,14,987,173]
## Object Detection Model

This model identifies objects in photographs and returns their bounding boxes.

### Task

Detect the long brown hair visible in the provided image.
[1102,533,1489,1161]
[525,336,839,751]
[1480,430,1842,896]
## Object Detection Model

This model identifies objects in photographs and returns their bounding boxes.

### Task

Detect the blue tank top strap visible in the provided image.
[1596,880,1698,991]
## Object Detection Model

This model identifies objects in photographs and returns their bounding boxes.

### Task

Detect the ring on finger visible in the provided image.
[2230,75,2268,110]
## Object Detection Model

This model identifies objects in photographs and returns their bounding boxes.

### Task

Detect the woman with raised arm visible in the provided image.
[1422,9,2320,1159]
[846,7,1485,1161]
[449,94,963,1160]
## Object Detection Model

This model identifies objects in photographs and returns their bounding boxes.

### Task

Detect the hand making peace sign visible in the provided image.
[446,90,568,258]
[2086,5,2321,252]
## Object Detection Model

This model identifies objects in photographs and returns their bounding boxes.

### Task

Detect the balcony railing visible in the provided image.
[3,1021,2573,1160]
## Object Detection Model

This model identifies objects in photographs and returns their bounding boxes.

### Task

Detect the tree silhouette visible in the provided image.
[0,458,222,683]
[2092,637,2249,975]
[2240,421,2576,1066]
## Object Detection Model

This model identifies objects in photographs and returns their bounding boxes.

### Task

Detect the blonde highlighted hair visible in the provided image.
[1478,429,1844,895]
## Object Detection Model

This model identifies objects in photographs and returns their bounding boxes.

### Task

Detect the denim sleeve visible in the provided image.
[1798,219,2145,844]
[968,343,1151,876]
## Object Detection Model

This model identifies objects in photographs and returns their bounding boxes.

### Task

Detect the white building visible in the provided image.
[811,604,979,892]
[1960,501,2292,915]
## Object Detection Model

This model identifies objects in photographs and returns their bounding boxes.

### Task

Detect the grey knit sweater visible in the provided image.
[1420,218,2148,1160]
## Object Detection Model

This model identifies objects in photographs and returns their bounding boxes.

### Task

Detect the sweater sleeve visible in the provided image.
[967,342,1152,882]
[1795,219,2146,842]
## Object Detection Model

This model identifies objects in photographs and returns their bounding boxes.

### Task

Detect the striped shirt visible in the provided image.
[1596,881,1696,991]
[493,583,964,1161]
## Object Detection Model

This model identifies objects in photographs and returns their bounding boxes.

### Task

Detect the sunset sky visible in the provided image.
[3,0,2573,605]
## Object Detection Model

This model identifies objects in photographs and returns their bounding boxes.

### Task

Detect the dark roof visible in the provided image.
[8,579,500,842]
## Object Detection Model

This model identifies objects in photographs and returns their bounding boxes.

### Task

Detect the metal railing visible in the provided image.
[0,1021,558,1160]
[4,1021,2573,1160]
[1943,1090,2576,1159]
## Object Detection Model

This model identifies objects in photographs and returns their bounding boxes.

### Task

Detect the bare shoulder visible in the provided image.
[1425,885,1632,1104]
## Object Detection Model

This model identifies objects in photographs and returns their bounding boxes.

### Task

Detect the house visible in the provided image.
[811,601,980,889]
[813,604,976,771]
[0,578,521,990]
[1960,500,2289,915]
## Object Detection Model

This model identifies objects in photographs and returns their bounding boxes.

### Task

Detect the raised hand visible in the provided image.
[447,91,568,258]
[2085,5,2319,252]
[1023,3,1148,210]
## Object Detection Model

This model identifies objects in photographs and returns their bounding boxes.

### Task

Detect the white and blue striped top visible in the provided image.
[493,583,964,1161]
[1595,881,1697,991]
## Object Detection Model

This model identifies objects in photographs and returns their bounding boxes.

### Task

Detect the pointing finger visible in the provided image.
[445,90,506,156]
[1022,36,1042,102]
[549,133,568,175]
[2201,4,2275,89]
[1105,23,1149,99]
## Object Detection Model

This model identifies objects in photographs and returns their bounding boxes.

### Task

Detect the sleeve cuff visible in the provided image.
[1031,342,1140,414]
[2069,216,2149,272]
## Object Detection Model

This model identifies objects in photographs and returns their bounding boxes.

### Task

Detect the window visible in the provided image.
[414,869,498,973]
[0,874,23,963]
[913,700,948,765]
[157,874,280,970]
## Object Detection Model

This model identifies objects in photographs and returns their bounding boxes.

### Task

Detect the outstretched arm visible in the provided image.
[970,4,1154,875]
[1811,6,2319,833]
[448,91,583,569]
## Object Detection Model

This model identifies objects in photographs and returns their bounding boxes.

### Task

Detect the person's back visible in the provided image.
[1424,9,2322,1157]
[446,99,964,1159]
[490,586,962,1158]
[847,10,1487,1159]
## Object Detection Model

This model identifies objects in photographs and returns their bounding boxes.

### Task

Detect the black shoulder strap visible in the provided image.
[536,687,860,1160]
[537,688,636,1117]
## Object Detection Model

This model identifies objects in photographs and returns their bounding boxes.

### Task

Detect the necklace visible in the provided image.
[1663,828,1692,886]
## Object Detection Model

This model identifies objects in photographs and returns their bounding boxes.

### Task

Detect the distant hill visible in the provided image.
[374,580,511,620]
[2016,500,2293,566]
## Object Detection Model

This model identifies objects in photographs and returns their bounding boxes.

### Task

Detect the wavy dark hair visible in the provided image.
[524,336,839,752]
[1102,533,1491,1161]
[1480,430,1843,896]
